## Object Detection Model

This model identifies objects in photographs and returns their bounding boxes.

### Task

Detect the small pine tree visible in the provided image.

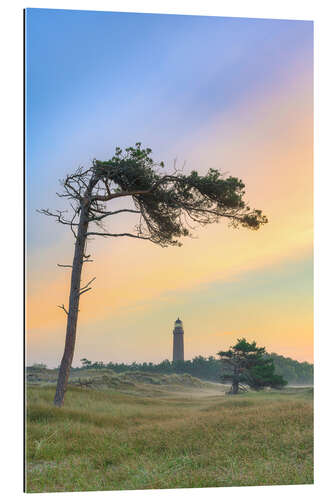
[218,338,287,394]
[80,358,92,368]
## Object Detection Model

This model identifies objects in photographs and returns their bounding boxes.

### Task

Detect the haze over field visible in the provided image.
[26,10,313,367]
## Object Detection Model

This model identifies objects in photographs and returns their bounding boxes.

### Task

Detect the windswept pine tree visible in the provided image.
[39,143,268,407]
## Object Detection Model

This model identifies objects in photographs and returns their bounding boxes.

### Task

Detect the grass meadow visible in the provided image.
[25,372,313,493]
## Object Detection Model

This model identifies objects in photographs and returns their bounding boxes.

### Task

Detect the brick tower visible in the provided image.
[173,318,184,362]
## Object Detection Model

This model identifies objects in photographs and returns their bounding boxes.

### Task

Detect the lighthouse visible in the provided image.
[173,318,184,362]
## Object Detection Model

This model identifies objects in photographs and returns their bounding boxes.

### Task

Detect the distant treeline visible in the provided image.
[78,353,313,385]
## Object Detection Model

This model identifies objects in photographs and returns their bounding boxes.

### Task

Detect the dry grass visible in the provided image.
[25,382,313,493]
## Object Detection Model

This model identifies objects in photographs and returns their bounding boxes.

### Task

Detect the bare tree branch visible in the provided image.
[88,208,141,222]
[63,177,83,200]
[86,231,152,241]
[69,203,80,238]
[80,277,96,291]
[36,208,79,226]
[57,304,68,315]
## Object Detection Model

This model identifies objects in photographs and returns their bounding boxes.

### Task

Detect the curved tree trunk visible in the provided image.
[53,206,89,407]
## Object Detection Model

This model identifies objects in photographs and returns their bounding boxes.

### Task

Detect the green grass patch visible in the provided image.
[26,383,313,493]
